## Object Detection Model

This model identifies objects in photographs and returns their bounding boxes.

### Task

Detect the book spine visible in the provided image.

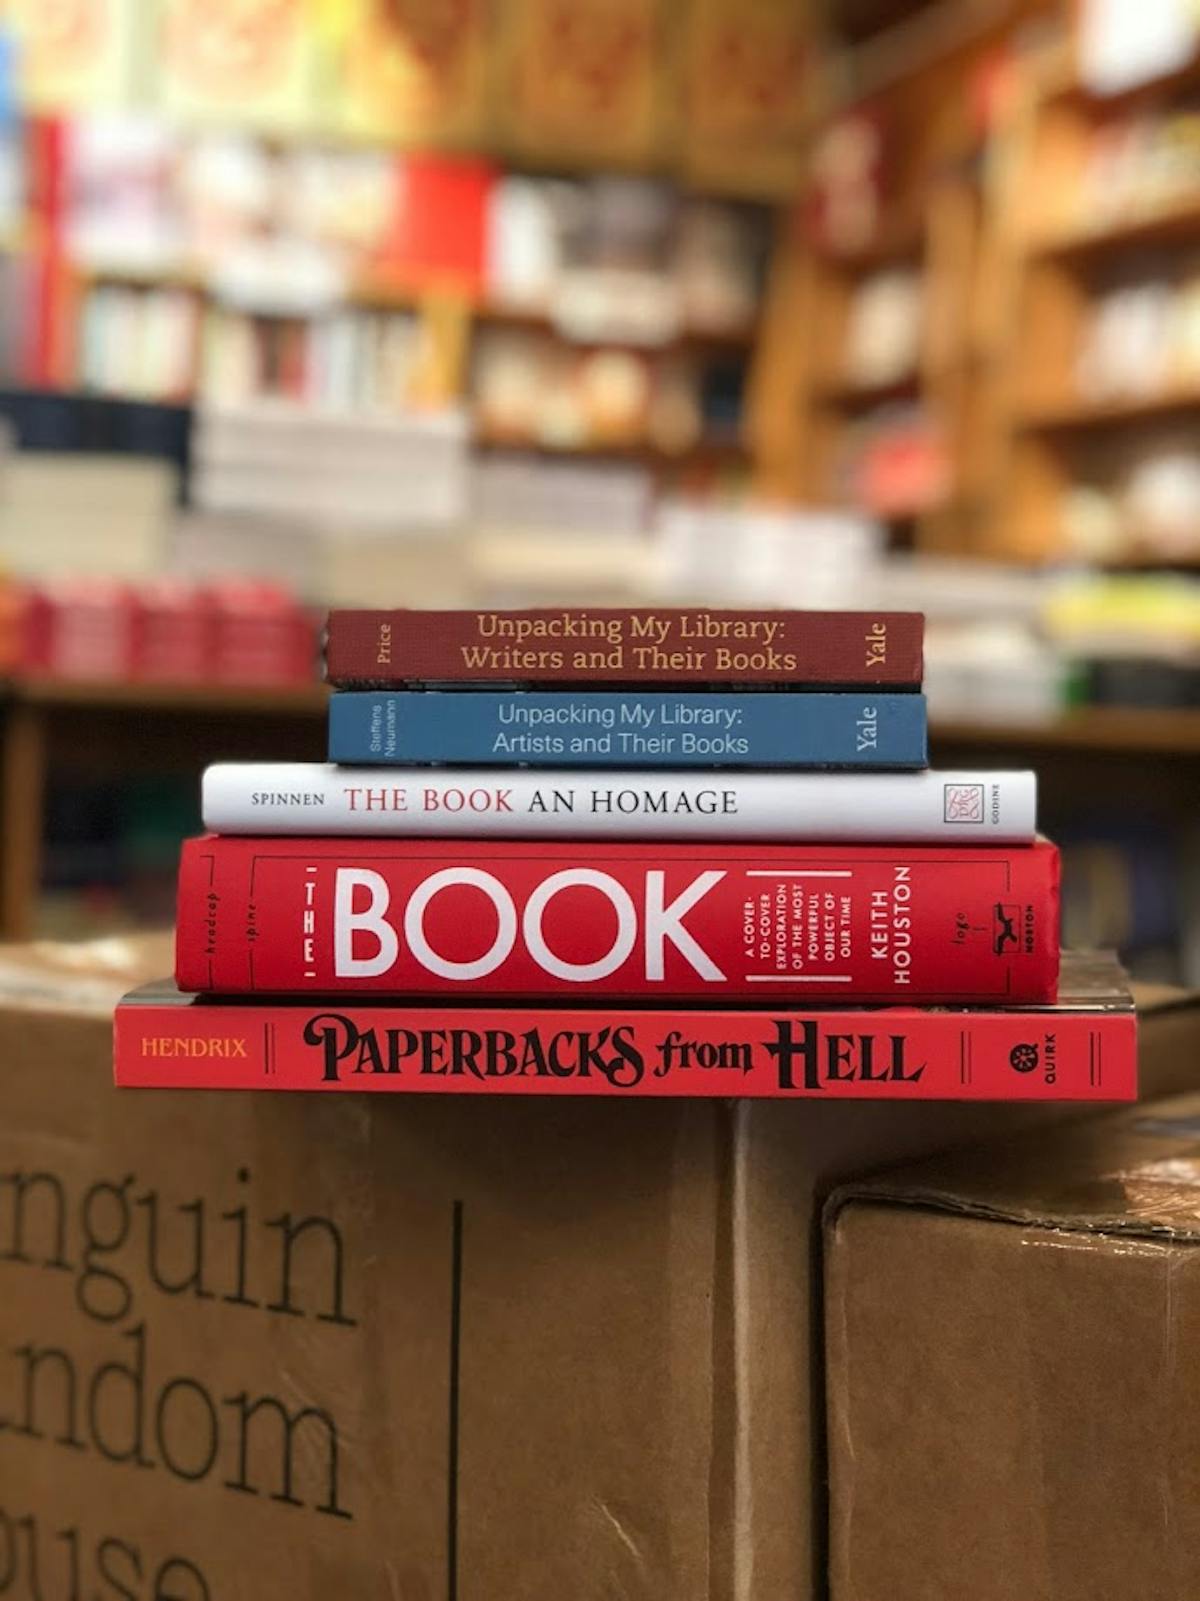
[326,690,929,769]
[175,836,1060,1002]
[325,608,924,687]
[201,764,1036,841]
[115,998,1135,1100]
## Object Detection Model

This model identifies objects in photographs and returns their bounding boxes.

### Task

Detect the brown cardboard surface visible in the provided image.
[0,937,721,1600]
[0,936,1197,1600]
[825,1082,1200,1601]
[730,982,1200,1601]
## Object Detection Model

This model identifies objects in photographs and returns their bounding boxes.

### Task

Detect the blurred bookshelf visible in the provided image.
[933,707,1200,755]
[0,0,1190,980]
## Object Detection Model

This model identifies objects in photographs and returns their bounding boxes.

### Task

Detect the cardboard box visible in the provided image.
[825,1064,1200,1601]
[0,937,1197,1599]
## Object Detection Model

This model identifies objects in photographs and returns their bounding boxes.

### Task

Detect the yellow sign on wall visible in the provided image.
[8,0,144,109]
[155,0,321,131]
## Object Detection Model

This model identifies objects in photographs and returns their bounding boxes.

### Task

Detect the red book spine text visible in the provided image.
[114,997,1134,1101]
[325,608,924,687]
[176,837,1060,1004]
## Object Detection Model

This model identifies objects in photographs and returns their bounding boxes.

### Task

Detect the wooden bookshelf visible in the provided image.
[793,224,929,514]
[931,711,1200,907]
[0,679,329,942]
[752,9,1028,548]
[1030,198,1200,263]
[68,186,766,472]
[813,370,922,409]
[475,305,756,356]
[814,212,926,273]
[993,29,1200,561]
[1044,47,1200,113]
[1019,387,1200,432]
[751,3,1200,568]
[471,428,747,468]
[14,677,330,715]
[84,263,758,355]
[932,707,1200,756]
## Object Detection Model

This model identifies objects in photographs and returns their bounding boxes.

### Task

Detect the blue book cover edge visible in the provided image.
[328,690,928,769]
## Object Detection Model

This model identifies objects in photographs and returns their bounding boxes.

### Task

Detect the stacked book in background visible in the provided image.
[18,577,318,686]
[114,607,1137,1100]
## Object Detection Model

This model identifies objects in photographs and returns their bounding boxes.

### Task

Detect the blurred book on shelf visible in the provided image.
[923,626,1073,726]
[471,328,745,457]
[838,405,952,522]
[0,575,318,687]
[65,115,183,270]
[1042,573,1200,658]
[466,528,656,606]
[0,383,1191,721]
[191,401,471,528]
[0,388,190,460]
[0,97,773,576]
[472,454,654,538]
[0,451,176,578]
[487,175,767,342]
[78,284,198,401]
[1062,95,1200,232]
[841,268,923,391]
[1061,439,1200,566]
[171,511,472,610]
[650,502,886,607]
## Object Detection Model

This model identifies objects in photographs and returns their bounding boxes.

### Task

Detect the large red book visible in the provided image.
[324,607,924,687]
[176,837,1060,1004]
[115,954,1134,1100]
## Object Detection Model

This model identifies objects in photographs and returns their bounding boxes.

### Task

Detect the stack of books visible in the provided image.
[21,577,319,685]
[191,402,471,530]
[114,607,1137,1101]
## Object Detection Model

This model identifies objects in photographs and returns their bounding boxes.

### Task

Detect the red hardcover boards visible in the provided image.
[116,955,1133,1099]
[324,608,924,686]
[176,837,1060,1004]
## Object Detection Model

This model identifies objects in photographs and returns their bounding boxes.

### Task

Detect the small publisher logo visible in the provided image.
[944,784,984,824]
[993,902,1019,954]
[1009,1043,1039,1074]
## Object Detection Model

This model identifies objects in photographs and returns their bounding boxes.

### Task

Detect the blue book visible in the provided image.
[327,690,928,769]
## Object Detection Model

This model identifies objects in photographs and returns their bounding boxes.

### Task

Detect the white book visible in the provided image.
[202,764,1037,842]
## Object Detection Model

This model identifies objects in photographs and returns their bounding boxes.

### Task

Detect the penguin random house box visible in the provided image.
[0,938,1198,1600]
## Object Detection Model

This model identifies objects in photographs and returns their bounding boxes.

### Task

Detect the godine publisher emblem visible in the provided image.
[944,784,984,823]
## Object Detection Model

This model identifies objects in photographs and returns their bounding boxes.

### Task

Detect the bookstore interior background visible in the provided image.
[0,0,1193,981]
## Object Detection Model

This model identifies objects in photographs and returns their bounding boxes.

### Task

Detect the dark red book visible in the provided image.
[324,608,924,687]
[176,836,1060,1004]
[115,954,1133,1100]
